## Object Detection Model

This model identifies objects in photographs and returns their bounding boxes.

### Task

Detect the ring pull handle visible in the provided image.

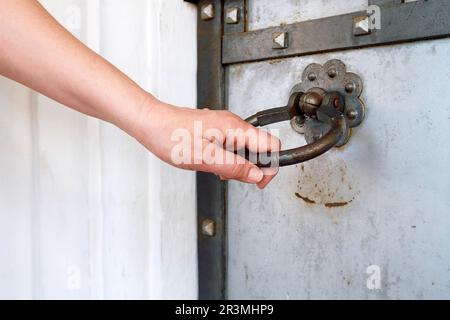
[243,90,349,167]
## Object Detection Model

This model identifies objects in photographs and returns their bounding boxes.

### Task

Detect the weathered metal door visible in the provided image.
[196,0,450,299]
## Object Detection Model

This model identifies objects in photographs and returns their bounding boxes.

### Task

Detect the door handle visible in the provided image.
[242,60,365,167]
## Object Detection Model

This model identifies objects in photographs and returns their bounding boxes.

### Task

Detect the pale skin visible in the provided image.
[0,0,280,189]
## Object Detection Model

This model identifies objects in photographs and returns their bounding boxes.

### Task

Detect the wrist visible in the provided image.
[125,92,169,143]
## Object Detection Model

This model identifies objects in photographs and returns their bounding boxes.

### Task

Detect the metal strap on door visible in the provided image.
[189,0,450,299]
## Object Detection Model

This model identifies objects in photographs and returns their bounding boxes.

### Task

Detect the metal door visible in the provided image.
[196,0,450,299]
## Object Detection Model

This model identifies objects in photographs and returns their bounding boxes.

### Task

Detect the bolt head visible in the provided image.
[272,32,289,49]
[353,15,371,36]
[300,92,323,118]
[201,3,214,21]
[346,109,358,120]
[201,219,215,237]
[307,72,317,81]
[226,7,240,24]
[345,82,356,93]
[327,68,337,78]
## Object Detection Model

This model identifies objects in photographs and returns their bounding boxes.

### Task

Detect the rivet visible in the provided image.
[345,82,356,93]
[327,68,337,78]
[201,219,215,237]
[346,109,358,120]
[201,3,214,21]
[353,15,371,36]
[272,32,289,49]
[225,7,239,24]
[307,72,317,81]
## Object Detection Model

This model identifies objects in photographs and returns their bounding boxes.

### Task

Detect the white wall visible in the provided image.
[0,0,198,299]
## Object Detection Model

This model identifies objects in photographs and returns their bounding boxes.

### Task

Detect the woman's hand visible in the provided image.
[131,99,280,189]
[0,0,280,189]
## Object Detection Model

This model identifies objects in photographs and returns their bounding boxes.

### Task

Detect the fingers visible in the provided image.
[215,111,281,154]
[218,161,279,189]
[196,110,281,188]
[202,141,264,184]
[220,167,278,189]
[257,167,279,189]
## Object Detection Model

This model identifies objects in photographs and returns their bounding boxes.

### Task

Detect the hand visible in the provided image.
[132,99,281,189]
[0,1,280,189]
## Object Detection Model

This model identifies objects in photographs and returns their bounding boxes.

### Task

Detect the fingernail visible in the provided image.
[248,168,264,183]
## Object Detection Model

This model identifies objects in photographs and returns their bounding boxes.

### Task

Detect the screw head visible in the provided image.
[353,15,371,36]
[201,3,214,21]
[327,68,337,78]
[272,32,289,49]
[346,109,358,120]
[300,91,323,118]
[225,7,239,24]
[307,72,317,81]
[201,219,215,237]
[345,82,356,93]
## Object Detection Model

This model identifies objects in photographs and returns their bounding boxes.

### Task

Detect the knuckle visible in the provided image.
[229,163,248,179]
[223,110,240,122]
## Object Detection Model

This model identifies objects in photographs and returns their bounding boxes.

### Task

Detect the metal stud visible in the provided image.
[353,15,371,36]
[201,3,214,21]
[345,82,356,93]
[345,109,358,121]
[225,7,239,24]
[272,32,289,49]
[307,72,317,81]
[201,219,216,237]
[327,68,337,78]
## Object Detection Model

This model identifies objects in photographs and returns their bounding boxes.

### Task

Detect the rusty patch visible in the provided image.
[295,155,359,209]
[324,201,352,208]
[295,192,316,204]
[268,59,283,65]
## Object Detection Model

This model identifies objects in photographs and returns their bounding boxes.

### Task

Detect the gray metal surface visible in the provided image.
[227,37,450,299]
[247,0,368,31]
[223,0,450,64]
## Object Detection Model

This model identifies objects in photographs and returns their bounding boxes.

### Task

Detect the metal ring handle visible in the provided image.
[244,97,348,167]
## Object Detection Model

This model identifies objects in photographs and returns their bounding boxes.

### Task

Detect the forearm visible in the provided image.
[0,0,154,134]
[0,0,280,188]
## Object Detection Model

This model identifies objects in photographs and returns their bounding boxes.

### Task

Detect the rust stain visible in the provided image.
[295,192,316,204]
[324,200,352,208]
[295,155,359,209]
[268,59,283,65]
